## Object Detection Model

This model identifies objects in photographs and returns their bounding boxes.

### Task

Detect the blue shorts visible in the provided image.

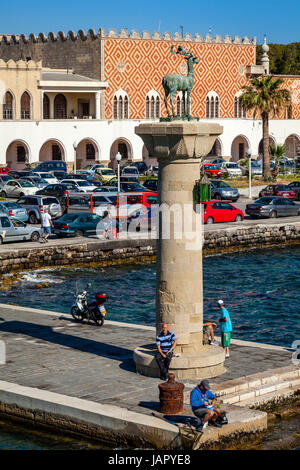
[43,226,51,235]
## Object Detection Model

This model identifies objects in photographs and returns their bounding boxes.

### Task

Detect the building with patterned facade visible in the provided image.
[0,28,299,170]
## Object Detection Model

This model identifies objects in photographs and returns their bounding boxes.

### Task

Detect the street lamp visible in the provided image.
[247,148,252,199]
[73,141,77,173]
[116,151,122,192]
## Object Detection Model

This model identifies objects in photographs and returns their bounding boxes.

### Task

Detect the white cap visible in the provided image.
[217,300,224,305]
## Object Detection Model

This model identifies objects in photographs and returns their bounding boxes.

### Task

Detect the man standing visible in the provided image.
[41,208,53,243]
[218,300,232,358]
[190,379,221,431]
[155,322,177,380]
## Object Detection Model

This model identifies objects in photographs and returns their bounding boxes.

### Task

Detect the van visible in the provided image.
[32,161,67,173]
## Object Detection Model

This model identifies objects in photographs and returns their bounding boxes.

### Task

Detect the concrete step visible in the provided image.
[220,378,300,405]
[236,384,300,409]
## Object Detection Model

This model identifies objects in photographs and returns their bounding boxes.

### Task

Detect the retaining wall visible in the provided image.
[1,222,300,274]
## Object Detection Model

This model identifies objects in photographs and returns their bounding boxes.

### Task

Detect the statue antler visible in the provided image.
[170,45,198,61]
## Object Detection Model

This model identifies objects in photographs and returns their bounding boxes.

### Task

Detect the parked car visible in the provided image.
[210,180,240,202]
[34,172,58,184]
[32,160,67,173]
[258,184,296,200]
[0,179,38,198]
[239,161,262,176]
[21,175,48,189]
[202,201,244,224]
[220,162,243,177]
[295,157,300,170]
[143,179,158,191]
[121,166,140,179]
[201,163,222,178]
[130,162,148,174]
[0,201,28,222]
[60,179,98,192]
[94,168,116,183]
[93,186,124,193]
[246,197,300,219]
[146,165,159,177]
[8,170,33,179]
[49,171,68,181]
[68,173,102,186]
[0,167,10,174]
[0,214,42,244]
[17,195,63,224]
[111,182,151,192]
[81,164,108,176]
[53,213,103,238]
[123,192,157,207]
[0,175,13,187]
[287,181,300,200]
[35,183,81,201]
[203,158,226,167]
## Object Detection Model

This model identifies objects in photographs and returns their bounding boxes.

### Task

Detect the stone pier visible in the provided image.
[134,122,226,380]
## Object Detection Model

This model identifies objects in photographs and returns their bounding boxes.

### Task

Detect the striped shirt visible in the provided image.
[156,330,176,353]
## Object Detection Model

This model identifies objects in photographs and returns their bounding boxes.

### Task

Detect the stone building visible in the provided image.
[0,28,299,170]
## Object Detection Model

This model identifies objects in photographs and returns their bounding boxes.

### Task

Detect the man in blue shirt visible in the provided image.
[155,322,177,381]
[190,379,221,431]
[218,300,232,358]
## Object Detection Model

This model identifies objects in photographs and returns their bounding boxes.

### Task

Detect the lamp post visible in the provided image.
[73,141,77,173]
[247,148,252,199]
[116,151,122,193]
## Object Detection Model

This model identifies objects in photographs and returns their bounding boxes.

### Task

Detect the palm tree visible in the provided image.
[269,144,285,180]
[239,76,291,179]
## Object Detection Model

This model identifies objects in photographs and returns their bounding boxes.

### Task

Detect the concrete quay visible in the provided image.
[0,303,298,449]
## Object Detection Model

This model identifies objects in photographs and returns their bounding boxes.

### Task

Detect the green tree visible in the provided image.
[269,144,285,180]
[239,76,291,178]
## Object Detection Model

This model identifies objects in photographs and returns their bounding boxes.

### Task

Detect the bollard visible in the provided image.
[158,373,184,415]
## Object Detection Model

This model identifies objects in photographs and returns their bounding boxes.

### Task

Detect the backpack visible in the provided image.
[217,411,228,425]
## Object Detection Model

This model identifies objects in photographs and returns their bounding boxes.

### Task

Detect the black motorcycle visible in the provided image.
[70,284,108,326]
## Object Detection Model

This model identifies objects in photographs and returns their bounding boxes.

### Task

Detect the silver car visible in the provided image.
[16,195,63,224]
[0,201,28,222]
[246,197,300,219]
[21,176,48,189]
[0,179,38,198]
[0,175,13,187]
[0,214,42,244]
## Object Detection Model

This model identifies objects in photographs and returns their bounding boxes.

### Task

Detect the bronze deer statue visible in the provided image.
[162,46,199,121]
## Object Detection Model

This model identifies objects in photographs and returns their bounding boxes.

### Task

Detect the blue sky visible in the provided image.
[0,0,299,44]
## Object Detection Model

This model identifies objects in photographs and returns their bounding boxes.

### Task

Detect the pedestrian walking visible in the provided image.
[155,322,177,380]
[217,300,232,358]
[41,208,53,243]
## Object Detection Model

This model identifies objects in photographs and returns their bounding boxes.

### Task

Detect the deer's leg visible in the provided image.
[164,89,171,118]
[183,92,186,118]
[170,90,176,118]
[187,91,191,120]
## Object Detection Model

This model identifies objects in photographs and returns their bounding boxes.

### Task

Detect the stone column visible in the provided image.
[134,122,226,380]
[95,92,101,119]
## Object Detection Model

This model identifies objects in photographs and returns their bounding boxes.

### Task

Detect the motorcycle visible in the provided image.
[70,284,107,326]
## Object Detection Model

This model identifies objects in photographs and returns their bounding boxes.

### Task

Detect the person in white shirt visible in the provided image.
[41,208,53,243]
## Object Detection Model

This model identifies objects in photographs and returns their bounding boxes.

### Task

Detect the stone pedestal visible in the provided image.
[134,122,226,380]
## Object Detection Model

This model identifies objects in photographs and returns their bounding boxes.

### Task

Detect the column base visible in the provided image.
[134,344,226,381]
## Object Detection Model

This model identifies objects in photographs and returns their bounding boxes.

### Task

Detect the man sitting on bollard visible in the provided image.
[155,322,177,381]
[190,379,222,431]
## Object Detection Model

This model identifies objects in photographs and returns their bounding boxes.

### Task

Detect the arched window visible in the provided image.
[205,92,220,119]
[234,94,247,118]
[113,90,129,119]
[43,94,50,119]
[145,90,161,119]
[21,91,31,119]
[86,143,95,160]
[3,91,13,119]
[54,94,67,119]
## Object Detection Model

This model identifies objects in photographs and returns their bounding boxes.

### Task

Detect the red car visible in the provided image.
[202,200,244,224]
[0,167,10,175]
[201,163,222,178]
[259,184,296,200]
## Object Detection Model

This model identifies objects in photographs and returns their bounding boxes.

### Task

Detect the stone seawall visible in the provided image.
[1,222,300,274]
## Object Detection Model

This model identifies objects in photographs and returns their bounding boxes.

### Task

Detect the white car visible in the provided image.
[60,179,98,193]
[0,179,38,198]
[82,164,108,176]
[34,172,58,184]
[121,166,139,179]
[220,162,243,177]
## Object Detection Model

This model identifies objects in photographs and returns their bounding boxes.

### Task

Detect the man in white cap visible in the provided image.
[218,300,232,358]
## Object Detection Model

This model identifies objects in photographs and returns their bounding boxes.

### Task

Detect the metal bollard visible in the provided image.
[158,373,184,415]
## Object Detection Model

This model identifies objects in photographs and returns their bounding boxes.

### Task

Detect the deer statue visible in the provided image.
[162,46,199,121]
